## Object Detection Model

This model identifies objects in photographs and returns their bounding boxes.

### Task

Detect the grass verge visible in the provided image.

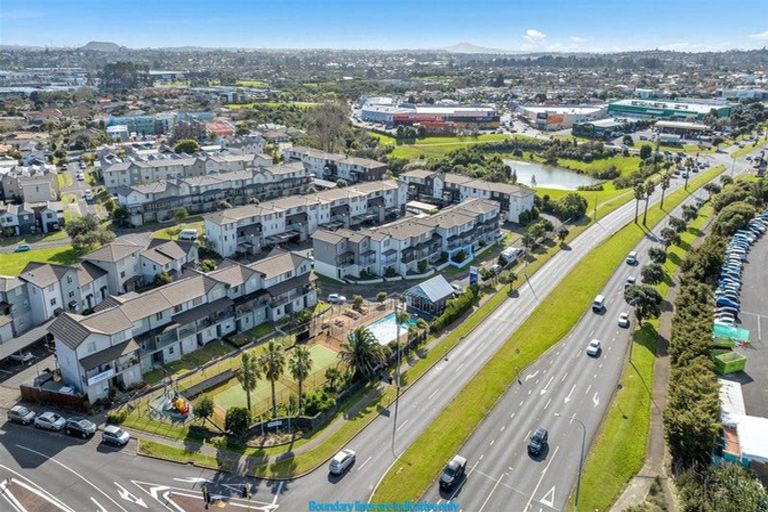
[370,165,724,503]
[0,245,79,275]
[573,204,713,511]
[138,439,234,471]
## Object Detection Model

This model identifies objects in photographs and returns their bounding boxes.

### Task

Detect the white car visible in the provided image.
[625,276,636,288]
[102,425,130,446]
[34,411,66,431]
[83,189,93,201]
[618,313,630,328]
[329,449,356,475]
[586,339,602,357]
[327,293,346,304]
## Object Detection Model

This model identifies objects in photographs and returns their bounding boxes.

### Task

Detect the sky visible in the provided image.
[2,0,768,52]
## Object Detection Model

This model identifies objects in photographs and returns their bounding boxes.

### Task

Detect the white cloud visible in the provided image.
[570,36,587,44]
[523,29,546,43]
[749,30,768,40]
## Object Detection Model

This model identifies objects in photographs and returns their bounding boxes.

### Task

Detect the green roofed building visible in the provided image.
[607,98,732,121]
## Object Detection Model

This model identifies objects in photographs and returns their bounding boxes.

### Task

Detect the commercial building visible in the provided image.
[720,88,768,102]
[360,98,499,133]
[655,120,711,137]
[312,198,500,280]
[571,119,625,140]
[282,146,387,183]
[404,274,456,317]
[399,169,535,223]
[204,180,408,258]
[517,104,607,131]
[607,98,732,121]
[48,249,315,402]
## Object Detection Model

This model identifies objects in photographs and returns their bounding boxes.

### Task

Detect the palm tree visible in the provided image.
[684,157,695,190]
[288,346,313,414]
[258,341,286,418]
[633,184,645,224]
[643,180,655,225]
[659,173,671,209]
[338,326,388,380]
[236,351,260,412]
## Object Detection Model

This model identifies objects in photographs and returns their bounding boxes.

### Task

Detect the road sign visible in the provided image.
[469,266,479,286]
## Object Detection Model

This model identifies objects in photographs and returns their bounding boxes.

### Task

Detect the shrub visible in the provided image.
[376,292,387,303]
[107,408,128,424]
[431,288,477,333]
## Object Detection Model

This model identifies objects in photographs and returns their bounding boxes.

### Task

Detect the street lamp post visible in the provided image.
[554,413,587,512]
[395,295,402,389]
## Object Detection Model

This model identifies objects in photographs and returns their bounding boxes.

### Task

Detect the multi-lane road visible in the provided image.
[0,147,755,512]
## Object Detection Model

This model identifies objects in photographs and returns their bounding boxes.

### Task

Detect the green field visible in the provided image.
[557,155,641,176]
[235,79,268,88]
[226,101,318,109]
[0,245,79,275]
[372,132,524,160]
[152,220,205,240]
[371,164,725,503]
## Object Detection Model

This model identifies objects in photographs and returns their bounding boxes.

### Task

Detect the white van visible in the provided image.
[178,228,198,241]
[626,251,638,265]
[592,294,606,313]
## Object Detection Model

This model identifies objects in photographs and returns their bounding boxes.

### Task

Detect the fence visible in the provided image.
[20,384,89,411]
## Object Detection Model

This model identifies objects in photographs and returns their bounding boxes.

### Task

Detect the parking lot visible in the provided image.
[732,228,768,417]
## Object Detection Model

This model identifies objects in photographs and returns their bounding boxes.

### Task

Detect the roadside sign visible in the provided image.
[469,266,479,286]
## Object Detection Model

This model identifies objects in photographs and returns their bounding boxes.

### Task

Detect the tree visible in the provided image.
[200,259,217,272]
[641,263,665,285]
[224,407,251,440]
[174,139,201,154]
[660,227,681,247]
[622,134,634,146]
[713,201,757,237]
[237,351,260,412]
[65,213,115,252]
[639,144,653,160]
[324,367,343,394]
[376,291,387,303]
[308,101,347,152]
[111,206,130,227]
[174,207,188,225]
[339,327,388,380]
[643,180,656,225]
[556,226,569,243]
[196,395,214,425]
[633,184,645,224]
[703,182,721,199]
[669,216,687,233]
[288,346,313,414]
[648,246,667,265]
[659,173,671,209]
[258,341,285,418]
[624,284,663,324]
[153,271,172,287]
[676,462,768,512]
[684,157,695,190]
[681,204,698,222]
[352,294,364,311]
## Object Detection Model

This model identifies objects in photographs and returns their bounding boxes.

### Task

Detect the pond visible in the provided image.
[504,159,600,190]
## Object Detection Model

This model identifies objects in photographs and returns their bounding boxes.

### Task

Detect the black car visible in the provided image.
[64,417,97,438]
[528,427,549,457]
[439,455,467,490]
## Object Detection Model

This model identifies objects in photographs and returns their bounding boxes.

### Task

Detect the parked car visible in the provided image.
[490,263,502,274]
[7,405,36,425]
[586,339,602,357]
[102,425,130,446]
[64,417,97,438]
[451,283,464,295]
[618,313,630,328]
[34,411,66,431]
[15,243,31,253]
[327,293,347,304]
[528,427,549,457]
[329,449,356,475]
[83,189,93,201]
[9,351,34,363]
[439,454,467,490]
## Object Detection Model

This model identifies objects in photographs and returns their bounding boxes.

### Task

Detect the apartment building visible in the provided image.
[102,152,272,192]
[312,198,500,280]
[400,170,535,223]
[140,239,199,284]
[0,275,33,341]
[0,164,59,203]
[283,146,387,183]
[48,249,315,402]
[204,179,407,258]
[116,161,312,226]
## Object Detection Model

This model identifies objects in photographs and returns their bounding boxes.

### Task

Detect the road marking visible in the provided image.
[589,329,594,336]
[397,419,410,432]
[115,482,148,508]
[15,444,130,512]
[544,398,552,410]
[272,481,283,505]
[564,384,576,404]
[479,454,485,461]
[0,471,75,512]
[510,412,516,420]
[585,384,592,395]
[593,392,600,408]
[456,361,466,372]
[523,446,560,512]
[358,456,373,471]
[525,370,540,382]
[599,363,603,369]
[91,497,109,512]
[172,477,211,485]
[489,439,495,446]
[520,400,524,407]
[500,425,506,432]
[528,389,532,395]
[427,389,439,400]
[540,376,554,395]
[560,372,568,383]
[593,373,597,379]
[478,473,506,512]
[539,485,556,508]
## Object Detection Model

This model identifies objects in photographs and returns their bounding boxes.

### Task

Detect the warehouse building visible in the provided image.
[517,104,607,130]
[607,98,731,121]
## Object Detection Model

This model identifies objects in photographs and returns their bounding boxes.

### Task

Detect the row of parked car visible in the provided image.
[7,405,130,446]
[714,209,768,327]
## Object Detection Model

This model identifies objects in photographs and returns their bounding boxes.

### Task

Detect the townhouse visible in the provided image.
[0,275,33,341]
[116,161,311,226]
[0,164,59,203]
[102,152,272,192]
[400,170,535,223]
[312,198,500,280]
[283,146,387,183]
[48,249,315,402]
[204,179,407,258]
[140,239,199,284]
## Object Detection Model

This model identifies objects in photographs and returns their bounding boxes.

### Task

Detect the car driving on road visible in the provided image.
[439,454,467,491]
[528,427,549,457]
[618,313,630,328]
[327,293,346,304]
[329,449,356,475]
[586,339,602,357]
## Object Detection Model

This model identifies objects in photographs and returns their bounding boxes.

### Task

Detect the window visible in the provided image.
[87,341,96,353]
[49,298,56,306]
[192,296,203,306]
[47,285,55,292]
[120,271,126,278]
[168,346,175,354]
[173,305,182,313]
[68,291,74,298]
[66,275,72,284]
[155,312,163,320]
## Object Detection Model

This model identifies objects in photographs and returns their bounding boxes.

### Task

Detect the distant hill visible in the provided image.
[442,42,516,54]
[81,41,123,52]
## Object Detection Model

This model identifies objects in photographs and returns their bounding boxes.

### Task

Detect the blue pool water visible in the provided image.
[366,312,415,344]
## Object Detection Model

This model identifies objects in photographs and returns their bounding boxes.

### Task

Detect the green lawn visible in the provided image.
[230,322,275,345]
[573,204,713,511]
[371,165,725,503]
[732,138,768,159]
[138,439,234,471]
[0,229,68,248]
[151,220,205,240]
[226,101,318,109]
[557,155,641,176]
[372,132,521,160]
[57,171,72,189]
[0,245,79,275]
[236,79,268,88]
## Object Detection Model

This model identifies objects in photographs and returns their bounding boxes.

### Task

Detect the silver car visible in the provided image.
[329,449,356,475]
[7,405,36,425]
[34,411,66,431]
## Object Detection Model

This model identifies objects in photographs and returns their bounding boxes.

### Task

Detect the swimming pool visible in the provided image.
[366,312,415,344]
